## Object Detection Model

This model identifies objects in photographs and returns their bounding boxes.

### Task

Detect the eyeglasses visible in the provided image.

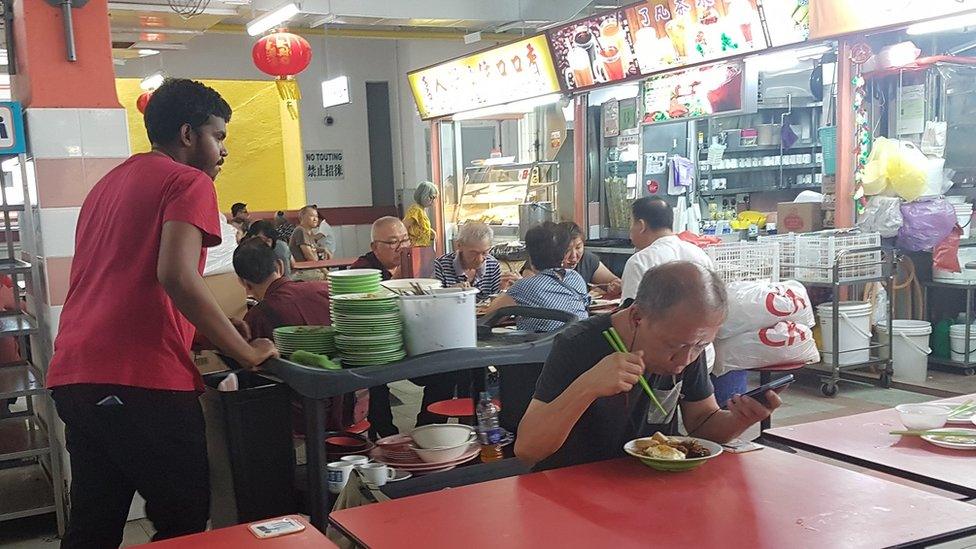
[377,238,412,248]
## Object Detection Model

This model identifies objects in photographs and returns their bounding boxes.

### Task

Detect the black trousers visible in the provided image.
[52,384,210,548]
[367,385,398,438]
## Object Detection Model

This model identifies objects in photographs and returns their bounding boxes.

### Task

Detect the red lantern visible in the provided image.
[251,32,312,77]
[136,92,153,114]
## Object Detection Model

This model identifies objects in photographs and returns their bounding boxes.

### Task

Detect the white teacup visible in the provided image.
[327,461,355,494]
[358,463,396,487]
[340,455,370,467]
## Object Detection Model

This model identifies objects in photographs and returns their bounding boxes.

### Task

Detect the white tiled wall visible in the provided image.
[37,207,80,258]
[25,108,129,160]
[332,224,373,259]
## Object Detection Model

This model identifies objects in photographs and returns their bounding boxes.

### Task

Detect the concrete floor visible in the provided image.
[0,370,969,547]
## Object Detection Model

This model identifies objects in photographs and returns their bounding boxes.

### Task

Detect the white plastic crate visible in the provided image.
[706,241,780,285]
[793,230,882,283]
[757,233,798,280]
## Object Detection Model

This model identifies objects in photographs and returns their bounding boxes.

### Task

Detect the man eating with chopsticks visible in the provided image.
[515,261,781,470]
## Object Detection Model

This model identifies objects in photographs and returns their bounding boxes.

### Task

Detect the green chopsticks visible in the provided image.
[602,326,668,417]
[948,400,976,418]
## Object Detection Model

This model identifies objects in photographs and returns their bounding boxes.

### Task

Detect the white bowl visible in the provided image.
[896,404,950,430]
[410,424,475,449]
[412,441,474,463]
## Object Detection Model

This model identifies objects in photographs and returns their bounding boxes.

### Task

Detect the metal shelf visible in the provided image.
[701,184,822,197]
[704,163,820,175]
[924,280,976,290]
[0,364,42,400]
[706,143,822,154]
[0,314,38,337]
[0,204,24,213]
[0,463,56,522]
[0,259,31,276]
[0,419,50,461]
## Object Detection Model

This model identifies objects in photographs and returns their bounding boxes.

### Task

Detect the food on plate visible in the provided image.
[633,432,712,460]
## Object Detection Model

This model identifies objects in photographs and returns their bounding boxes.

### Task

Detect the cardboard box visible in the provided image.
[204,271,247,319]
[777,202,822,233]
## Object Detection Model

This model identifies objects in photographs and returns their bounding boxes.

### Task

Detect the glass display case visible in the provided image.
[457,160,560,242]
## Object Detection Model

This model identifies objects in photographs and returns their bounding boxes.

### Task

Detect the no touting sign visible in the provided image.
[305,150,344,181]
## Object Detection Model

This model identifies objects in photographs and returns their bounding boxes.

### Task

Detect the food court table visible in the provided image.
[294,257,358,270]
[329,451,976,549]
[764,394,976,498]
[134,516,335,548]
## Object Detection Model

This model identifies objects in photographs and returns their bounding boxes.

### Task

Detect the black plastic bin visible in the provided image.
[202,370,296,527]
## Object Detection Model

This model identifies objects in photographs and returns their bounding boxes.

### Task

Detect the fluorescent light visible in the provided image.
[138,49,160,57]
[322,76,351,109]
[907,12,976,35]
[246,2,300,36]
[452,93,562,121]
[140,71,165,91]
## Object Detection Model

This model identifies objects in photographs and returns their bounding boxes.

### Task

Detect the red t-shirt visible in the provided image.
[47,152,222,392]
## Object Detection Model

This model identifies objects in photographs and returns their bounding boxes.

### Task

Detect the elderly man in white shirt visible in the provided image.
[620,197,714,301]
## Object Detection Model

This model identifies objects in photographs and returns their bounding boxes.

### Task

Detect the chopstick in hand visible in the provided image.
[602,328,668,417]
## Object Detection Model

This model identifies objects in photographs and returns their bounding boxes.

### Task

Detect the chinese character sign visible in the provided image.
[305,150,344,181]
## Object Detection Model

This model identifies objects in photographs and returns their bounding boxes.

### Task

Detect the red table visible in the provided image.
[764,394,976,498]
[135,516,335,548]
[329,451,976,548]
[294,257,358,270]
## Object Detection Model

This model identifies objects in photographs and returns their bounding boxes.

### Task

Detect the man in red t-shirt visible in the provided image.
[47,79,278,547]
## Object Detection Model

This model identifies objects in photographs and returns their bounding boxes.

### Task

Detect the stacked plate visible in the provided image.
[330,293,406,367]
[328,269,382,296]
[272,325,336,357]
[369,442,480,474]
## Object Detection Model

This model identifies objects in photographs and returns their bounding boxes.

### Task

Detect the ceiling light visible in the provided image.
[246,2,300,36]
[138,49,160,57]
[453,93,562,121]
[140,71,165,91]
[907,12,976,35]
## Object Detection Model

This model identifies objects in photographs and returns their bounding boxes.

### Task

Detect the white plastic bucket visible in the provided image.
[817,301,873,365]
[399,288,479,356]
[876,320,931,383]
[949,324,976,362]
[954,204,972,239]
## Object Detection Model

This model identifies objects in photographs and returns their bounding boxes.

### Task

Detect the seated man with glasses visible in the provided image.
[348,216,410,438]
[514,261,783,471]
[349,216,410,281]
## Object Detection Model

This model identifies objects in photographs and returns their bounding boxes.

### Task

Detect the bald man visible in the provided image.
[349,216,410,281]
[515,262,783,470]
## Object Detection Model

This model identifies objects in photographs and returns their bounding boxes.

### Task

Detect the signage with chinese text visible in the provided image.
[407,35,561,120]
[810,0,975,39]
[305,150,344,181]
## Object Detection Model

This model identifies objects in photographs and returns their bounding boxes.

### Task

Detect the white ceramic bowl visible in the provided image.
[410,424,475,450]
[412,441,474,464]
[896,404,950,430]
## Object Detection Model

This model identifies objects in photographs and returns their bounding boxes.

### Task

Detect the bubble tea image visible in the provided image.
[599,45,625,81]
[599,17,631,69]
[567,47,595,88]
[665,17,690,58]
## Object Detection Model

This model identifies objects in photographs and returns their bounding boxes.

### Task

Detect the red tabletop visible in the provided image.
[329,451,976,548]
[764,394,976,497]
[294,257,358,270]
[136,516,335,548]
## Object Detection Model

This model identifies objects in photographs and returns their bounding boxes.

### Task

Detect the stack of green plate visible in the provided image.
[328,269,382,296]
[330,293,406,367]
[272,325,337,357]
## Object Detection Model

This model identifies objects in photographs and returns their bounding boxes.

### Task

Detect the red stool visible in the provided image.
[755,363,805,432]
[426,398,502,424]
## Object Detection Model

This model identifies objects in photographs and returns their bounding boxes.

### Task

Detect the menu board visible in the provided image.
[548,0,770,92]
[407,35,561,120]
[810,0,975,39]
[641,60,744,124]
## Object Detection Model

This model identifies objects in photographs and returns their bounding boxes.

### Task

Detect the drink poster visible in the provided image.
[407,35,561,120]
[641,60,744,124]
[547,9,639,92]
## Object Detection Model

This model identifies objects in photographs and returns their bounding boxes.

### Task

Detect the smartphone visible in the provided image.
[248,517,306,539]
[725,374,794,409]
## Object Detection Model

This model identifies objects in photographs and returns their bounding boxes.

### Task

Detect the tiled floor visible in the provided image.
[0,372,968,547]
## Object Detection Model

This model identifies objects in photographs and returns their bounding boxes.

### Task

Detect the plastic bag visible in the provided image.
[862,137,895,196]
[203,213,240,276]
[889,141,929,202]
[897,198,956,252]
[857,196,903,238]
[933,225,963,273]
[719,280,815,339]
[713,321,821,375]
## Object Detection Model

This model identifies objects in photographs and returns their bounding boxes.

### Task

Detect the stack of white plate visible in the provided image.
[330,293,406,366]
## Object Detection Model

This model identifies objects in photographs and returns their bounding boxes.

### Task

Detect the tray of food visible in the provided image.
[624,432,723,472]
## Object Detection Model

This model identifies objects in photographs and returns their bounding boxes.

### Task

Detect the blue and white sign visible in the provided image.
[0,102,26,155]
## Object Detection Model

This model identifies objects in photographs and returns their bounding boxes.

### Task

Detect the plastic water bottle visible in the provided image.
[476,392,503,462]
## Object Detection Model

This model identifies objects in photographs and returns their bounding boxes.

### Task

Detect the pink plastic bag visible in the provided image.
[933,225,963,273]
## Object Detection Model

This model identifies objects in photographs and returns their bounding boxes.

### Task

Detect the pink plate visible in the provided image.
[370,443,480,471]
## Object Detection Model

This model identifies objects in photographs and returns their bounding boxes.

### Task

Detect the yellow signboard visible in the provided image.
[408,35,561,120]
[810,0,976,38]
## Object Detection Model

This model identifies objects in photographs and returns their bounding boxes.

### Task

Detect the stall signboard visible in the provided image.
[810,0,976,39]
[305,150,344,181]
[0,102,25,155]
[546,0,801,93]
[407,35,561,120]
[641,60,744,124]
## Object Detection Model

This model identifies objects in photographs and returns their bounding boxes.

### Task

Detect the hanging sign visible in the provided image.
[305,150,344,181]
[641,60,744,124]
[810,0,976,38]
[407,35,561,120]
[0,102,26,155]
[603,99,621,137]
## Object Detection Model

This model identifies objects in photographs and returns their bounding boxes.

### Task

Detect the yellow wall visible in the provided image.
[116,78,306,212]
